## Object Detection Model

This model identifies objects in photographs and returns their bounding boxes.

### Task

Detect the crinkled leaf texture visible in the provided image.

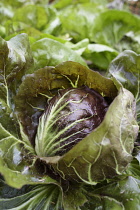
[109,50,140,128]
[51,87,138,184]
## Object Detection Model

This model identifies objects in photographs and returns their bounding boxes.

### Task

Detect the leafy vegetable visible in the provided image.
[0,1,140,209]
[0,32,139,207]
[13,59,138,187]
[14,60,117,145]
[12,5,48,30]
[58,2,106,42]
[91,10,140,48]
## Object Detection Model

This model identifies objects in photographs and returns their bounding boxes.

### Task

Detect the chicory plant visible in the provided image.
[0,33,140,209]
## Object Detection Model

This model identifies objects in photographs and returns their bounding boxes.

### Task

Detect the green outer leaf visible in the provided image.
[53,88,139,184]
[81,176,140,210]
[65,38,89,56]
[0,33,34,109]
[0,36,9,102]
[0,97,18,138]
[0,123,58,189]
[31,38,87,70]
[0,183,63,210]
[83,43,118,69]
[108,50,140,127]
[4,20,42,40]
[63,184,87,210]
[109,50,139,98]
[0,33,34,148]
[0,164,140,210]
[127,157,140,180]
